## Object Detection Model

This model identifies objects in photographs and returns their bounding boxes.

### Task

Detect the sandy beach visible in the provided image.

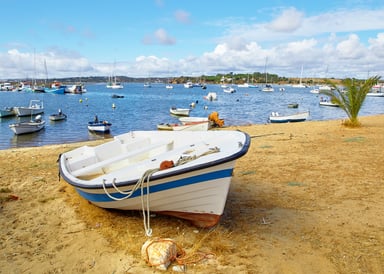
[1,115,383,273]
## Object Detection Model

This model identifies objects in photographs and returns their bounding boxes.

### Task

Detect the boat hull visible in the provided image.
[319,101,339,107]
[74,162,233,227]
[0,107,16,118]
[44,87,65,94]
[88,122,112,133]
[169,107,191,116]
[157,121,209,131]
[49,113,67,121]
[14,100,44,117]
[269,111,309,123]
[59,130,250,227]
[366,92,384,97]
[9,121,46,135]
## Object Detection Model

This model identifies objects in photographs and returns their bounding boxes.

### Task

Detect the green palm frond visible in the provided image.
[320,76,381,126]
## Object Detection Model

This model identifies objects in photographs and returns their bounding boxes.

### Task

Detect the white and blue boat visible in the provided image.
[87,116,112,133]
[59,130,250,228]
[269,110,310,123]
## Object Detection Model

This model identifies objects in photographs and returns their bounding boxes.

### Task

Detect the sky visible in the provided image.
[1,0,384,81]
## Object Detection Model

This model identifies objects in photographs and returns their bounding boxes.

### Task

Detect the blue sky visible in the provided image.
[1,0,384,80]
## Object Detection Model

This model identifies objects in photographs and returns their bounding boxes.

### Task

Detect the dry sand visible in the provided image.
[1,115,383,273]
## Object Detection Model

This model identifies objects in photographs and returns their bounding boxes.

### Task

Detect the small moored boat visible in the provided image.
[0,107,16,118]
[87,115,112,133]
[169,107,191,117]
[9,115,46,135]
[204,92,217,101]
[319,97,339,107]
[223,86,236,93]
[288,103,299,108]
[157,120,209,131]
[49,109,67,121]
[58,130,250,229]
[14,100,44,117]
[269,111,310,123]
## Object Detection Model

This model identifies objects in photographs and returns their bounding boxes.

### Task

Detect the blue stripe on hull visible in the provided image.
[76,168,233,203]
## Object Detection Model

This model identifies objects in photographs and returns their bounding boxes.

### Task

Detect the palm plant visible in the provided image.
[320,75,381,127]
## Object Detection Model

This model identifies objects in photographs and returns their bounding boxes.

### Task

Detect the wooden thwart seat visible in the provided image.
[72,140,174,177]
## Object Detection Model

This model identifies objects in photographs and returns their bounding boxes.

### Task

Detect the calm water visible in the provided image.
[1,83,383,150]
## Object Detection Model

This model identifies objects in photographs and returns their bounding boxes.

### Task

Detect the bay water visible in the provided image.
[0,83,383,150]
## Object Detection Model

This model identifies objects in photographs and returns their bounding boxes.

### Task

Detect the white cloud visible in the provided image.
[369,32,384,57]
[266,7,304,32]
[154,28,176,45]
[174,9,191,24]
[336,34,365,59]
[142,28,175,45]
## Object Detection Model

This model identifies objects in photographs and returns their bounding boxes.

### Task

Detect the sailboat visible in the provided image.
[262,57,274,92]
[106,62,124,89]
[106,75,124,89]
[292,65,308,88]
[237,74,258,88]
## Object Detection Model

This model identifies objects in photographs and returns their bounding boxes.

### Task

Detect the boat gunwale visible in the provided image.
[59,131,251,190]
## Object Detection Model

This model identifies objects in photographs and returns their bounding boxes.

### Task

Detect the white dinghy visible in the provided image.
[59,130,250,231]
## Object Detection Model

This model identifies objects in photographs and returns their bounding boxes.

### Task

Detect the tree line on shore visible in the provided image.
[2,72,353,87]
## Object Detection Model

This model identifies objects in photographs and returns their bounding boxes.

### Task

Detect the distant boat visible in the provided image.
[223,86,236,93]
[111,94,124,98]
[170,107,191,117]
[165,84,174,89]
[66,84,87,94]
[184,81,193,88]
[9,115,46,135]
[269,111,309,123]
[319,97,339,107]
[318,85,332,91]
[310,88,319,94]
[237,74,258,88]
[44,87,65,94]
[262,57,274,92]
[14,100,44,117]
[0,107,16,118]
[106,61,123,89]
[58,130,251,228]
[49,109,67,121]
[287,103,299,108]
[262,84,274,92]
[157,120,209,131]
[204,92,217,101]
[106,80,124,89]
[291,65,308,88]
[367,85,384,97]
[179,116,209,125]
[88,116,112,133]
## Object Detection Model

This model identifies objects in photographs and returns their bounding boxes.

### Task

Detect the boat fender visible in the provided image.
[160,160,174,170]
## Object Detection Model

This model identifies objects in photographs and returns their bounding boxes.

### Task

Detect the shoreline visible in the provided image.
[1,115,383,273]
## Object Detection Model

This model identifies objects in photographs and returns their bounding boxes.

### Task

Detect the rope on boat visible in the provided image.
[175,146,220,166]
[101,146,220,237]
[102,168,159,237]
[140,168,160,237]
